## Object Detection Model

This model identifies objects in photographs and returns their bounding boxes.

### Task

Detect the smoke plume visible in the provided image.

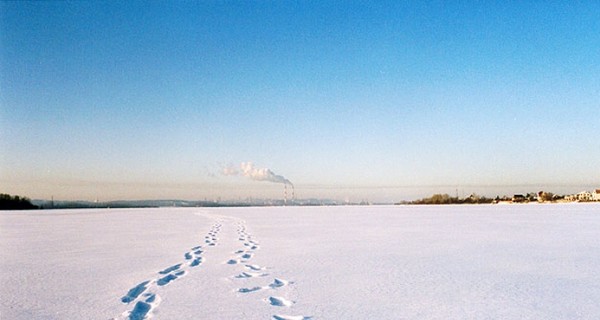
[223,162,293,186]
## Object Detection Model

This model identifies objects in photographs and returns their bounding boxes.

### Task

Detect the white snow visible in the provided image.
[1,204,600,319]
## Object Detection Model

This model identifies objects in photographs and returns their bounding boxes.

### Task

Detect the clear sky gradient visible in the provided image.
[1,1,599,202]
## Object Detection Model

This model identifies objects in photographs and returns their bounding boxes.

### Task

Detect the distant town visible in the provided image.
[402,189,600,205]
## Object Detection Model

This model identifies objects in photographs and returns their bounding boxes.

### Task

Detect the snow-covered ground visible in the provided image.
[1,204,600,319]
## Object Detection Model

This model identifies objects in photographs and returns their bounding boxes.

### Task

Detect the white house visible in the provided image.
[561,189,600,202]
[577,191,593,202]
[593,189,600,201]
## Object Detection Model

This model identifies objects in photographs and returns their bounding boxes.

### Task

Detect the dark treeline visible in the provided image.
[0,194,39,210]
[403,193,494,205]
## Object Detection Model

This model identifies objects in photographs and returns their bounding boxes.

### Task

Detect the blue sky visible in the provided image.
[1,1,599,202]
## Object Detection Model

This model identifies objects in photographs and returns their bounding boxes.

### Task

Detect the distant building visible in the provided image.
[563,190,600,202]
[577,191,593,202]
[565,194,577,202]
[593,189,600,202]
[512,194,526,203]
[537,191,554,202]
[580,191,593,201]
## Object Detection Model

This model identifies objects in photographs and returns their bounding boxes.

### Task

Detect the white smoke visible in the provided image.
[223,162,293,186]
[222,165,239,176]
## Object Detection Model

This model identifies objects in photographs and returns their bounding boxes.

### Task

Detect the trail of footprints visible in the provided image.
[114,222,222,320]
[115,215,311,319]
[229,222,311,320]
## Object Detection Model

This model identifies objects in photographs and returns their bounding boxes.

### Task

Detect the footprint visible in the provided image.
[235,271,268,278]
[227,259,240,265]
[190,258,202,267]
[272,316,312,320]
[121,281,150,303]
[157,270,185,286]
[159,264,182,275]
[268,296,294,307]
[241,253,253,260]
[128,293,161,320]
[128,301,151,320]
[238,286,263,293]
[245,264,265,271]
[269,278,291,288]
[234,249,244,254]
[184,252,193,260]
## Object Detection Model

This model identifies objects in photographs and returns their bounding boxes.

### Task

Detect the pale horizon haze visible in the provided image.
[1,1,599,202]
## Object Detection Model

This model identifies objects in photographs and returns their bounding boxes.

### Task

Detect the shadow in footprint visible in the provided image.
[157,271,185,286]
[272,316,312,320]
[269,278,291,288]
[128,293,159,320]
[245,264,265,271]
[159,264,181,275]
[238,286,262,293]
[236,271,268,278]
[128,301,151,320]
[121,281,149,303]
[190,258,202,267]
[268,296,294,307]
[241,253,253,259]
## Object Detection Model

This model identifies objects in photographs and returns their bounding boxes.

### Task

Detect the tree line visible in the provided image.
[400,193,494,205]
[0,194,39,210]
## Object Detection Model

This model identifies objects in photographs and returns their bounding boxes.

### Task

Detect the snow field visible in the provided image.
[1,204,600,319]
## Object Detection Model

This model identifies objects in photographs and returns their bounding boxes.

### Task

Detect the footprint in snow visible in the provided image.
[235,271,268,278]
[238,278,291,294]
[128,293,161,320]
[269,278,291,288]
[241,253,253,260]
[121,281,150,303]
[272,316,312,320]
[157,270,186,286]
[267,296,294,307]
[238,286,263,293]
[244,264,266,271]
[158,264,181,275]
[190,257,202,267]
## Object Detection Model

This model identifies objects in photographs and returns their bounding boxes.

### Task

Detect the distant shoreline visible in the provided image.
[2,189,600,211]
